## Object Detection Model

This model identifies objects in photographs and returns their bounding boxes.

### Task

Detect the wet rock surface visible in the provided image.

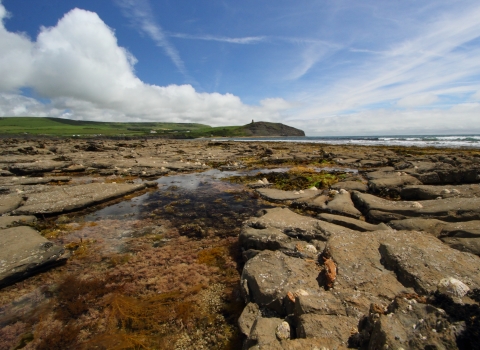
[0,226,69,288]
[0,138,480,349]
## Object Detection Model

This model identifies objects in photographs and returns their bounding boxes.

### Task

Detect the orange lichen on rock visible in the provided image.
[323,256,337,289]
[286,291,296,303]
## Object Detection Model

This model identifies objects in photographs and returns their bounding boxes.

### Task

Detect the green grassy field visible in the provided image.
[0,117,212,137]
[0,117,302,138]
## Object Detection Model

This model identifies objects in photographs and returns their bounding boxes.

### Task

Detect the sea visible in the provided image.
[216,135,480,149]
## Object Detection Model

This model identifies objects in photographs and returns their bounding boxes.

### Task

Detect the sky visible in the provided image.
[1,0,480,136]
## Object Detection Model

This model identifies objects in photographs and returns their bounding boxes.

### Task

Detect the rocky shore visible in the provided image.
[0,137,479,349]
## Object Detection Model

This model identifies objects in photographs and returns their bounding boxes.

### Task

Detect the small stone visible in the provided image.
[262,178,269,184]
[308,186,318,191]
[339,189,348,194]
[441,189,451,194]
[294,289,309,297]
[275,321,290,340]
[299,190,304,194]
[451,189,460,194]
[411,201,423,208]
[437,277,470,298]
[304,244,317,254]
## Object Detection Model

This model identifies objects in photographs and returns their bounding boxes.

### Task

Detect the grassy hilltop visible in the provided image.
[0,117,305,138]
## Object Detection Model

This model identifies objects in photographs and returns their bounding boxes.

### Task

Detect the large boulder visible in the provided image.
[13,182,146,215]
[0,226,69,288]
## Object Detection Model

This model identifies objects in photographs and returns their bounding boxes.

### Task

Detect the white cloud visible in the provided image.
[260,98,293,111]
[0,5,289,125]
[169,33,266,44]
[292,104,480,136]
[286,42,337,80]
[289,3,480,133]
[114,0,188,78]
[396,93,439,108]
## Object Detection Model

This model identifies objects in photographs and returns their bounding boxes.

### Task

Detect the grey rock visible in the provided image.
[318,213,388,232]
[352,191,480,222]
[240,226,297,251]
[296,314,358,344]
[241,250,320,315]
[0,194,24,215]
[326,231,410,313]
[0,215,36,229]
[256,188,318,203]
[331,181,368,192]
[294,294,346,317]
[239,302,261,337]
[0,226,69,288]
[378,230,480,294]
[401,184,480,200]
[368,173,422,193]
[388,218,447,236]
[13,182,146,215]
[366,298,457,350]
[8,161,68,175]
[325,192,362,219]
[292,195,328,212]
[248,317,284,348]
[245,207,356,242]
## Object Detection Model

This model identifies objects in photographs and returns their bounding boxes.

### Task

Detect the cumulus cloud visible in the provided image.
[396,93,439,107]
[0,4,289,125]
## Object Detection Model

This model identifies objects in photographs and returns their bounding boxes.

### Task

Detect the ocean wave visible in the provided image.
[227,134,480,148]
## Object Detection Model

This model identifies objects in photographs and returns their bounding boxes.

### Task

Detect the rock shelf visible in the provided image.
[0,137,479,349]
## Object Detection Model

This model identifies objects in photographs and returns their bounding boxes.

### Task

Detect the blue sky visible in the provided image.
[1,0,480,135]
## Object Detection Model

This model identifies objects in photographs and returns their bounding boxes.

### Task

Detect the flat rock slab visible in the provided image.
[352,191,480,222]
[0,226,69,288]
[388,218,447,236]
[8,161,69,175]
[0,176,71,186]
[377,230,480,294]
[240,226,298,252]
[331,181,368,192]
[0,194,24,215]
[0,215,36,229]
[318,213,388,232]
[245,207,356,242]
[326,192,362,218]
[13,182,146,215]
[368,173,422,193]
[256,188,318,203]
[401,184,480,200]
